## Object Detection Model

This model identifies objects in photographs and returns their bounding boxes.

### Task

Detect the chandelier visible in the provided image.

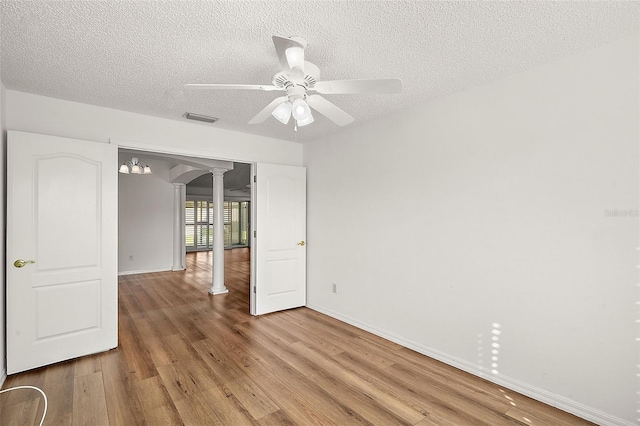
[119,157,152,175]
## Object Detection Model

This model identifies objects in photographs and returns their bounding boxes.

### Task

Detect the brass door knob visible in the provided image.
[14,259,36,268]
[297,241,305,246]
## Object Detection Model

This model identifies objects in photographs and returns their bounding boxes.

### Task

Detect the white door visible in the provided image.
[254,163,306,315]
[7,131,118,374]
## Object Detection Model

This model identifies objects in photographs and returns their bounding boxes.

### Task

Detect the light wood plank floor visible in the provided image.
[1,249,593,425]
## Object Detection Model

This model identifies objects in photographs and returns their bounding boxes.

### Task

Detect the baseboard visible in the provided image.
[306,303,634,426]
[118,267,173,276]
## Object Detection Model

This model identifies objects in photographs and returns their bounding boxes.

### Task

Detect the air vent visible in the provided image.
[183,112,218,123]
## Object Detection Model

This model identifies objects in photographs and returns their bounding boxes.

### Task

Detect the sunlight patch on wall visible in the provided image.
[491,322,501,375]
[477,322,502,376]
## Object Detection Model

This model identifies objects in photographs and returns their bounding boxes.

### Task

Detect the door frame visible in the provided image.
[110,139,258,314]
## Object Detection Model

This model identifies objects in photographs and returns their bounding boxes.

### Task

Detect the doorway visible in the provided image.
[117,148,253,310]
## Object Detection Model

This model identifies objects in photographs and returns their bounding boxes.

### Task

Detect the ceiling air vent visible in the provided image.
[183,112,218,123]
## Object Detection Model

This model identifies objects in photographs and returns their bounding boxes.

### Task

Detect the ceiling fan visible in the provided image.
[185,36,402,129]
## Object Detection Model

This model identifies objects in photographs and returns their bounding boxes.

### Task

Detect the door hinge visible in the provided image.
[254,230,256,238]
[253,286,256,294]
[253,175,257,183]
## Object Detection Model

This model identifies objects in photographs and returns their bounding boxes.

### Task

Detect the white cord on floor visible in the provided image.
[0,385,48,426]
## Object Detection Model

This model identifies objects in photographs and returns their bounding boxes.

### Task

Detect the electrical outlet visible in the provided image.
[129,255,134,261]
[332,283,337,293]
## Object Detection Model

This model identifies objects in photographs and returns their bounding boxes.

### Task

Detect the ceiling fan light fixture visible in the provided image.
[272,101,292,124]
[291,98,311,121]
[296,111,314,127]
[285,46,304,71]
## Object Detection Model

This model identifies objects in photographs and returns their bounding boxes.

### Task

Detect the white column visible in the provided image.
[172,183,186,271]
[209,168,229,295]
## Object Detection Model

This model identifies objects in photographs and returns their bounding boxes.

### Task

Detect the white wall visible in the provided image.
[6,91,302,165]
[0,81,6,386]
[118,155,174,274]
[304,36,639,425]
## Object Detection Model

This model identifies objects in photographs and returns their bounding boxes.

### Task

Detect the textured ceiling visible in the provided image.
[1,1,638,143]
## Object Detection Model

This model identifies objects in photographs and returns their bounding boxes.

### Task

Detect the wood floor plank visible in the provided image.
[44,413,73,426]
[162,303,209,343]
[415,413,459,425]
[132,316,175,367]
[224,377,280,420]
[100,349,146,426]
[170,388,225,425]
[134,376,184,425]
[1,249,594,426]
[42,360,75,421]
[0,398,40,425]
[145,307,181,336]
[73,372,109,426]
[74,353,103,377]
[197,386,258,426]
[191,338,246,383]
[257,409,298,426]
[156,360,219,404]
[118,310,158,381]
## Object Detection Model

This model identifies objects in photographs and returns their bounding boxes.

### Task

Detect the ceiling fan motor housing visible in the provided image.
[286,85,307,102]
[272,61,320,92]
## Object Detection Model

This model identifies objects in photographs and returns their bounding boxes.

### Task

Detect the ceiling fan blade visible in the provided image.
[248,96,288,124]
[313,78,402,95]
[307,95,354,126]
[272,35,307,72]
[184,83,281,91]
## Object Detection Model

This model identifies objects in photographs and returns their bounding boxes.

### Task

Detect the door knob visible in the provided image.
[297,241,305,246]
[14,259,36,268]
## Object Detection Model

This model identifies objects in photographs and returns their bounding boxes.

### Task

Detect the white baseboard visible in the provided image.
[307,303,634,426]
[118,266,173,276]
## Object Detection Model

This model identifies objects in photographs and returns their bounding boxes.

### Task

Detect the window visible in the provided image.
[186,200,250,251]
[185,200,195,247]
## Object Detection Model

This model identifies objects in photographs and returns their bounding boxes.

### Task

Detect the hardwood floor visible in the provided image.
[1,249,593,425]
